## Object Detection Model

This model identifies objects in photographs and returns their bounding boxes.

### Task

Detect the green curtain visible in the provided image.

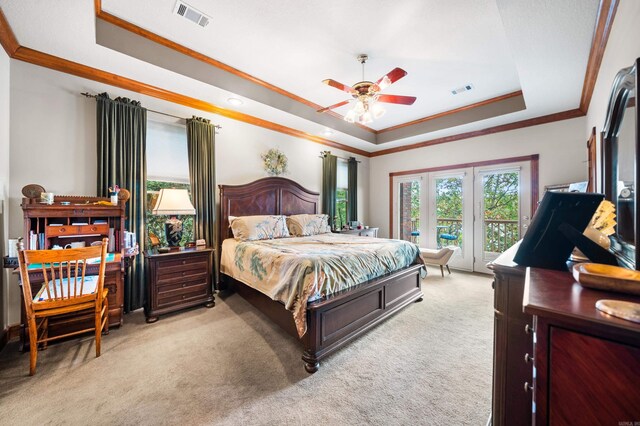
[186,116,216,253]
[96,93,147,313]
[321,152,337,228]
[347,157,358,223]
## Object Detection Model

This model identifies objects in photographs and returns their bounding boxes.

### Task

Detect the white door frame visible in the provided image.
[473,162,531,273]
[427,168,474,271]
[391,174,427,244]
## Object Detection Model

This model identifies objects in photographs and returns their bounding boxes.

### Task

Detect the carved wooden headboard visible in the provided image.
[218,177,320,250]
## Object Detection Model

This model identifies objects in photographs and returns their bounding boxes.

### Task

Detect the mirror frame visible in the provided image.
[601,58,639,270]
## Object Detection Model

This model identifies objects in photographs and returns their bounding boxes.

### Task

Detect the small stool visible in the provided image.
[419,247,455,277]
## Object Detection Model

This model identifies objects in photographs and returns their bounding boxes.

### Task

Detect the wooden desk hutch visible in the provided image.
[19,195,128,349]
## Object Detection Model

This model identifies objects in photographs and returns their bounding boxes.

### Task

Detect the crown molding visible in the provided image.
[11,44,371,156]
[0,8,18,56]
[377,91,524,134]
[370,109,585,157]
[580,0,619,113]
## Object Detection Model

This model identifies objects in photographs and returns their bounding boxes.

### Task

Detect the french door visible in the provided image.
[393,161,531,273]
[473,163,531,273]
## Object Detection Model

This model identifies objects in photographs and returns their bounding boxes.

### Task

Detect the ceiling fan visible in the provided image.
[318,54,417,124]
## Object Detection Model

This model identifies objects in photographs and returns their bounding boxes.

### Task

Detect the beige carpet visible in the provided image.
[0,266,494,425]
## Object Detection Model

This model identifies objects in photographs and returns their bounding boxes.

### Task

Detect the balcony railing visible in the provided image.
[483,219,519,253]
[409,217,519,253]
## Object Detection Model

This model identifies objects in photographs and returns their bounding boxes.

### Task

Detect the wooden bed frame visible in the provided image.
[218,177,423,373]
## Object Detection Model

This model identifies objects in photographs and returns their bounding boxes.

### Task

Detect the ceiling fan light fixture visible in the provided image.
[344,110,357,123]
[359,111,373,125]
[320,54,414,125]
[371,102,386,119]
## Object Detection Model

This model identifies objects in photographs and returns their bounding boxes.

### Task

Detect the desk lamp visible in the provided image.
[151,189,196,249]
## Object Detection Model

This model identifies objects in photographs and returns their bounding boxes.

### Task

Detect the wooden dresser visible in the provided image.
[144,247,214,322]
[488,243,533,426]
[524,268,640,424]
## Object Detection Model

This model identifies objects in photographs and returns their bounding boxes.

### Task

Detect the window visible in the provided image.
[145,118,193,246]
[336,159,349,229]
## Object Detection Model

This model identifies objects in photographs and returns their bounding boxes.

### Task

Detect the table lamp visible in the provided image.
[151,188,196,249]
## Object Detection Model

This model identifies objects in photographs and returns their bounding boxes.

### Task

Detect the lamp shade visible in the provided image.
[152,188,196,216]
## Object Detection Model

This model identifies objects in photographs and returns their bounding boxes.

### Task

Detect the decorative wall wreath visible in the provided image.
[261,148,288,176]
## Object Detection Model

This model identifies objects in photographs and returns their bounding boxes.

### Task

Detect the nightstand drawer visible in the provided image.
[157,274,209,293]
[157,284,209,308]
[157,268,208,285]
[156,259,209,276]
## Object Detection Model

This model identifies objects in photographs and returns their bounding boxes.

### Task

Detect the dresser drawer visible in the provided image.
[157,283,209,308]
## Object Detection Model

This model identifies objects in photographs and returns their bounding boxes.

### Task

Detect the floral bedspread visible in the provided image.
[220,233,420,337]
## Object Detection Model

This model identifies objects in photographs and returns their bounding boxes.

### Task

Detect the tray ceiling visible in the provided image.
[0,0,600,152]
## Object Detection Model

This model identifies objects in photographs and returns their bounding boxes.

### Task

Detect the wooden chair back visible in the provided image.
[18,239,108,311]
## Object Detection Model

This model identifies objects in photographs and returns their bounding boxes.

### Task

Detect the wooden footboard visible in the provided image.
[223,263,423,373]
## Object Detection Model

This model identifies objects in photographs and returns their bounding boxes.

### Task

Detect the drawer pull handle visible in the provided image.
[182,272,186,276]
[524,382,533,393]
[182,295,186,299]
[525,324,534,335]
[60,228,66,233]
[524,353,534,364]
[182,284,186,288]
[182,260,186,265]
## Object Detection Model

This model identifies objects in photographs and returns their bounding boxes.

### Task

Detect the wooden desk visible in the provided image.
[524,268,640,425]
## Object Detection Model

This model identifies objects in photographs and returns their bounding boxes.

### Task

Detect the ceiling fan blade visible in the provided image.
[377,94,417,105]
[317,100,351,113]
[322,79,357,95]
[373,68,408,92]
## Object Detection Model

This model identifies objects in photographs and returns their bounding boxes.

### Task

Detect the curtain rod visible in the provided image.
[319,153,361,163]
[81,92,222,130]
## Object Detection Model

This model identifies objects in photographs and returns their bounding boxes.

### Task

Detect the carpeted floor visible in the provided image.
[0,266,494,425]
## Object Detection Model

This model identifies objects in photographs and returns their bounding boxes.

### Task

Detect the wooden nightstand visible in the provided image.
[334,227,379,237]
[144,247,214,323]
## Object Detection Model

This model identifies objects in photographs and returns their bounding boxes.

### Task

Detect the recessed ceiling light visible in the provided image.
[227,98,243,106]
[322,129,334,136]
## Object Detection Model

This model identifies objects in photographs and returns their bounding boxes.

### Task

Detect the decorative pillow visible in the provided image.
[230,215,290,241]
[286,214,332,237]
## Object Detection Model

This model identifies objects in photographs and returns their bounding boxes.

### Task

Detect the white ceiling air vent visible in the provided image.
[451,83,475,95]
[173,1,211,28]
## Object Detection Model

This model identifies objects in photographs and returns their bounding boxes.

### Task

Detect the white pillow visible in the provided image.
[230,215,290,241]
[286,214,332,237]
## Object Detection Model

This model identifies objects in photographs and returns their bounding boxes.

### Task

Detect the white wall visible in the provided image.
[0,49,10,332]
[369,117,587,238]
[4,61,370,325]
[585,0,640,190]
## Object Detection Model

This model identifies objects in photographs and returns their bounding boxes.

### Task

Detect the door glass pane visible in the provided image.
[435,177,463,249]
[398,180,421,244]
[482,171,520,254]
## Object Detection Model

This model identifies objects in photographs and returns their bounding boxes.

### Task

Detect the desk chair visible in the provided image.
[17,238,109,376]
